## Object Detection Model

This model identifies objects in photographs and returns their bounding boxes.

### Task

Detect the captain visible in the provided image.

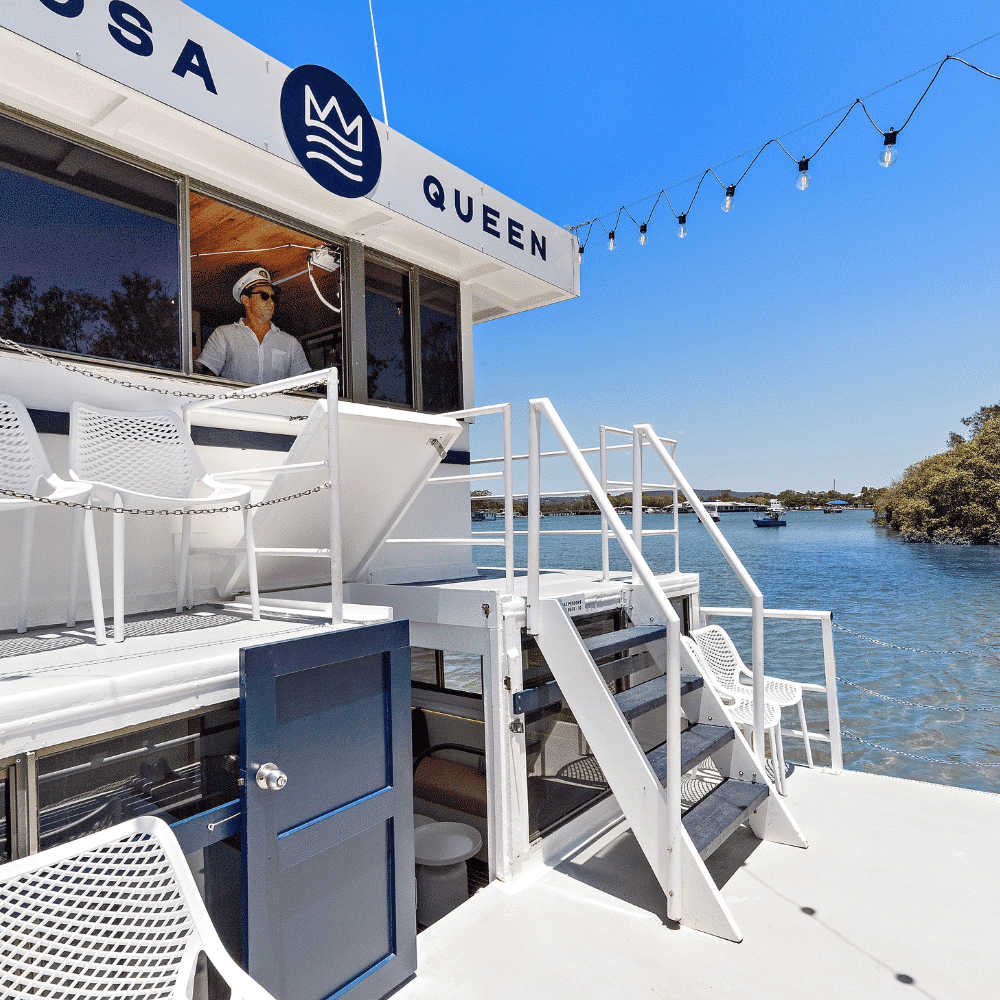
[197,266,310,384]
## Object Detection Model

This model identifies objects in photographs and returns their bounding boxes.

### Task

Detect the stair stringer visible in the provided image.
[534,599,742,942]
[673,642,808,850]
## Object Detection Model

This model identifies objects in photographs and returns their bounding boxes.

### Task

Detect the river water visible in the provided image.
[473,509,1000,793]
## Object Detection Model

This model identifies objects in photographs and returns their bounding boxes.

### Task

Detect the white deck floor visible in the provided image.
[402,766,997,1000]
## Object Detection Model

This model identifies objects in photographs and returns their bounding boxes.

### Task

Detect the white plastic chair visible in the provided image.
[69,402,260,642]
[691,623,813,767]
[0,395,105,642]
[683,632,787,794]
[0,815,274,1000]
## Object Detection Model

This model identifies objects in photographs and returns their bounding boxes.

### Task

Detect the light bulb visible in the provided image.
[608,230,615,251]
[578,245,585,262]
[639,223,647,245]
[796,157,811,190]
[722,185,735,212]
[879,127,898,168]
[676,214,687,238]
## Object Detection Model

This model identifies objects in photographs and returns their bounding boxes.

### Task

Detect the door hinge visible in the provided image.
[509,720,524,734]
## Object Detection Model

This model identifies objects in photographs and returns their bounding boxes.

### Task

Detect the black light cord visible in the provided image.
[569,35,1000,244]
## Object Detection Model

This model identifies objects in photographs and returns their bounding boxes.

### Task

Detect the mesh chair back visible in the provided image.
[0,816,271,1000]
[0,394,51,493]
[0,826,196,998]
[70,404,203,498]
[689,625,744,696]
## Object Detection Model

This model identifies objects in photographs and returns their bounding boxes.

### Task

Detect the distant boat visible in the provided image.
[823,500,848,514]
[754,500,787,528]
[698,502,721,524]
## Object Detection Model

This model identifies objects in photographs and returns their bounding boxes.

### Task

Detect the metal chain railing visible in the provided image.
[0,338,329,400]
[831,621,1000,654]
[842,730,1000,767]
[0,483,330,516]
[835,674,1000,712]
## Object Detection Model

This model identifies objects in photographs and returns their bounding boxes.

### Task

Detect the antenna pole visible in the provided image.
[368,0,389,128]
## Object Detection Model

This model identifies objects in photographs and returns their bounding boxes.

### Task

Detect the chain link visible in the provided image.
[0,338,329,400]
[0,483,330,515]
[842,730,1000,767]
[831,621,1000,655]
[836,674,1000,712]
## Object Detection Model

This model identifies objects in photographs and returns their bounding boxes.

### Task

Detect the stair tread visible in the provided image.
[613,673,666,719]
[647,723,734,779]
[584,624,667,660]
[682,778,769,859]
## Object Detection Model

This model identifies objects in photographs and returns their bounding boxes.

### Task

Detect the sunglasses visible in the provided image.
[248,288,279,301]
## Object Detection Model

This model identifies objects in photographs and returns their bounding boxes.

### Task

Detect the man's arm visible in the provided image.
[197,328,226,376]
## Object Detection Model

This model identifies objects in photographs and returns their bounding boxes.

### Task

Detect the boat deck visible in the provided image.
[0,601,391,757]
[402,766,996,1000]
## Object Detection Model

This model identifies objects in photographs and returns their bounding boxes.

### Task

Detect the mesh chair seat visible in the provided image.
[0,395,105,641]
[0,816,274,1000]
[69,403,260,642]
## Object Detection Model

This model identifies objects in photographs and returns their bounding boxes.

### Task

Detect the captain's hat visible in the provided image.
[233,266,271,302]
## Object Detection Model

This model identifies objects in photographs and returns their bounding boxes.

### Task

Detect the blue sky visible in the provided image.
[189,1,998,495]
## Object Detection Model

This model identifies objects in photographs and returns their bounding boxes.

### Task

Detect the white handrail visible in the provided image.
[182,366,343,627]
[528,398,682,921]
[700,605,843,771]
[637,425,767,764]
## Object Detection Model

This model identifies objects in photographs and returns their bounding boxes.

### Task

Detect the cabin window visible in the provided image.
[0,114,181,370]
[365,259,413,406]
[189,191,346,393]
[418,274,462,413]
[411,648,483,697]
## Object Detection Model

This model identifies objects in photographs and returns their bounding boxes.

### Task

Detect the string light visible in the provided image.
[796,157,811,190]
[879,127,898,167]
[566,45,999,250]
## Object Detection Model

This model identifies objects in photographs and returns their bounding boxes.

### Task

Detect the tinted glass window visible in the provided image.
[365,260,412,405]
[419,275,462,413]
[0,115,180,369]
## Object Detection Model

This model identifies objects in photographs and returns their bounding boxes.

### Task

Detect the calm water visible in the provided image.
[473,510,1000,793]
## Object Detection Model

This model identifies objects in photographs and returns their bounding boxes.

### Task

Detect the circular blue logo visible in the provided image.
[280,65,382,198]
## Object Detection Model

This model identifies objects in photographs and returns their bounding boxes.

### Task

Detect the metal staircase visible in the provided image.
[532,599,806,942]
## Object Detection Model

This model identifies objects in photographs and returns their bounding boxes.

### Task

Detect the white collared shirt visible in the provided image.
[198,319,311,384]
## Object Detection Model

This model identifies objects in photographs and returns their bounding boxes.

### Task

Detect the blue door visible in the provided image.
[240,620,416,1000]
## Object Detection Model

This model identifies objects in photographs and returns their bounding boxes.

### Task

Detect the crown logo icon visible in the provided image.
[303,85,364,182]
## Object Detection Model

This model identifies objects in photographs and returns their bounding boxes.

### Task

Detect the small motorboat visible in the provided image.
[754,500,787,527]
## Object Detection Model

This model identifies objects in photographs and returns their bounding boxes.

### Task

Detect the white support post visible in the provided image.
[632,427,642,586]
[600,427,610,582]
[671,442,680,573]
[526,402,542,635]
[503,404,514,596]
[326,373,344,627]
[822,615,843,771]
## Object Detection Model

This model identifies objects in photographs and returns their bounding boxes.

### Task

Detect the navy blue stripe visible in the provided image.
[28,407,295,453]
[441,450,470,466]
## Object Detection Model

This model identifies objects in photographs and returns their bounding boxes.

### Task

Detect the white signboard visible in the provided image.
[0,0,575,292]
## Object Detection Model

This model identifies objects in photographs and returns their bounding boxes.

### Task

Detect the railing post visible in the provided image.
[503,403,514,596]
[526,401,541,635]
[638,425,767,767]
[751,595,765,766]
[326,372,344,627]
[600,426,610,582]
[821,615,843,771]
[632,427,642,585]
[671,441,680,573]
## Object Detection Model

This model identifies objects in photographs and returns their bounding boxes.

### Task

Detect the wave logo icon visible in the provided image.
[281,65,382,198]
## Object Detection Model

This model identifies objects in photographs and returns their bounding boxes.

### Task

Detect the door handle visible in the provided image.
[255,762,288,791]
